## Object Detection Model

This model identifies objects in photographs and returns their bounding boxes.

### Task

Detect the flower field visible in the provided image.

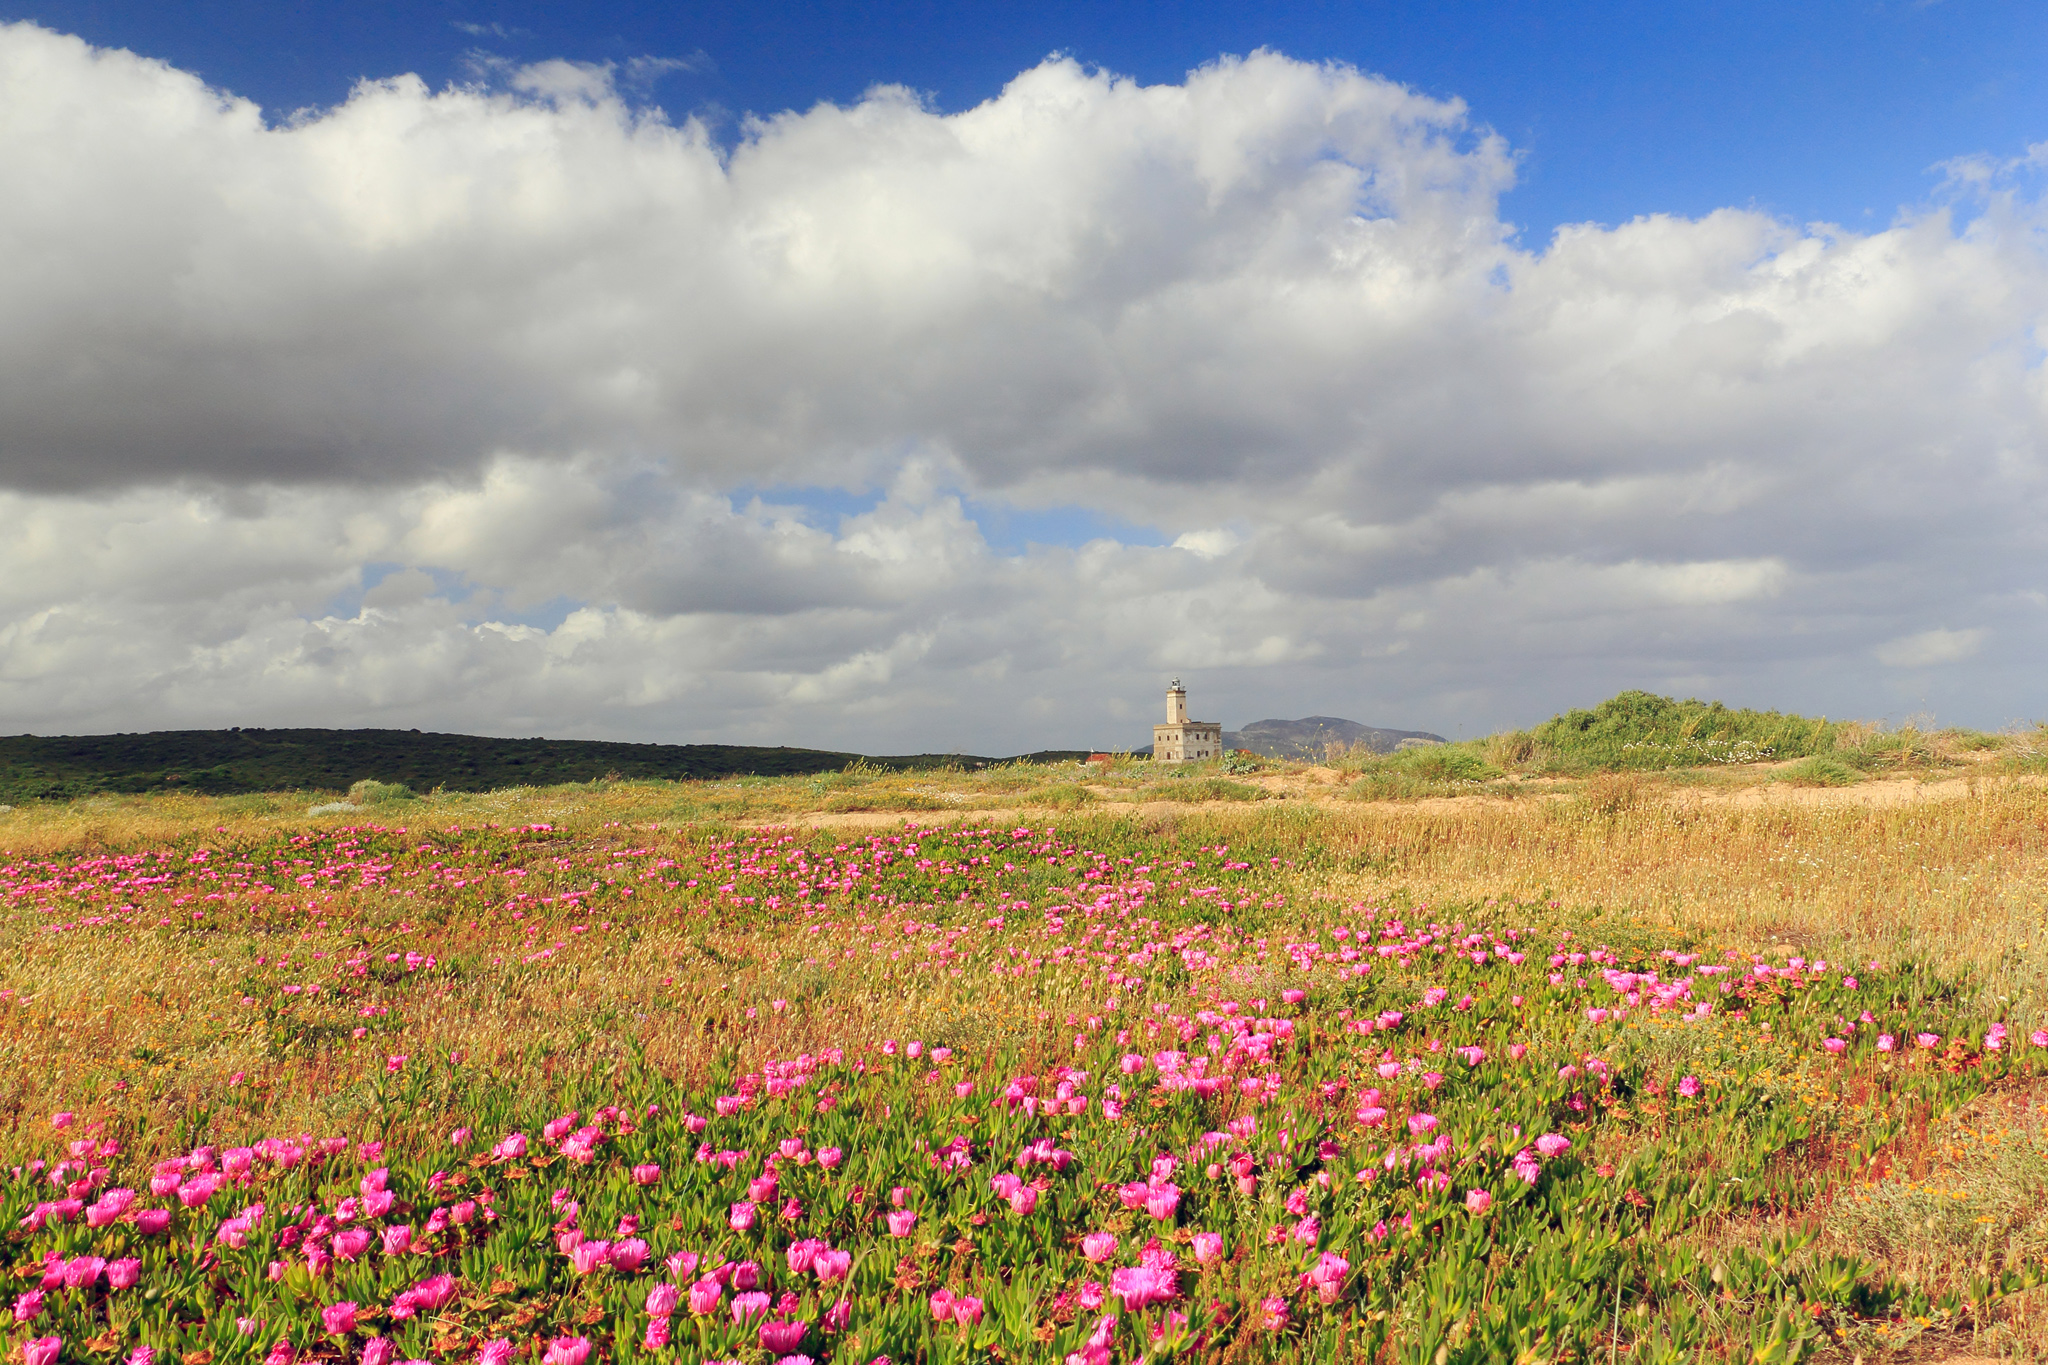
[3,798,2045,1363]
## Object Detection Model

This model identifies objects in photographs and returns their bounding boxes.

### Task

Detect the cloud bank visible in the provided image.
[2,22,2046,748]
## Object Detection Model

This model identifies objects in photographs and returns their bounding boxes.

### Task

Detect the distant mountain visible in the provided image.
[1220,716,1447,760]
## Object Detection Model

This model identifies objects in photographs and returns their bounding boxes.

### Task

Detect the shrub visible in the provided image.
[1034,783,1095,809]
[1773,756,1861,788]
[1526,690,1836,772]
[1345,743,1502,800]
[824,790,948,813]
[1170,777,1263,802]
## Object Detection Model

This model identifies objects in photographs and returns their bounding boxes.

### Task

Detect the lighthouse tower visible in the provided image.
[1152,678,1223,763]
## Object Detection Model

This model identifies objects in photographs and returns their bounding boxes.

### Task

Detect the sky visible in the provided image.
[3,1,2048,752]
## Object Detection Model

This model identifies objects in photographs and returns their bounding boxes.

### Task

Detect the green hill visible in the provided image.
[0,728,1090,802]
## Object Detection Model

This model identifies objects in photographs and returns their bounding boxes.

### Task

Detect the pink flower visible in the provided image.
[760,1321,807,1353]
[1081,1231,1118,1262]
[25,1337,62,1365]
[1007,1186,1039,1215]
[1109,1265,1176,1311]
[135,1209,170,1235]
[885,1210,917,1237]
[1878,1034,1896,1052]
[381,1225,412,1255]
[62,1258,105,1288]
[1465,1188,1493,1215]
[929,1288,958,1322]
[14,1290,45,1322]
[541,1338,591,1365]
[646,1282,681,1317]
[491,1133,528,1161]
[732,1291,772,1324]
[362,1340,393,1365]
[729,1201,757,1232]
[1534,1134,1571,1159]
[817,1147,844,1169]
[476,1343,513,1365]
[952,1296,985,1326]
[1822,1038,1846,1054]
[813,1249,852,1283]
[642,1319,670,1350]
[609,1239,649,1273]
[2032,1030,2048,1049]
[1407,1113,1439,1137]
[1916,1033,1941,1049]
[50,1113,72,1129]
[632,1164,661,1185]
[107,1259,140,1290]
[1677,1075,1702,1098]
[1191,1232,1223,1264]
[333,1228,371,1261]
[1304,1251,1349,1304]
[321,1302,358,1335]
[568,1241,611,1275]
[688,1278,723,1314]
[411,1275,459,1310]
[1260,1296,1290,1331]
[1355,1105,1388,1127]
[1511,1149,1542,1184]
[263,1343,293,1365]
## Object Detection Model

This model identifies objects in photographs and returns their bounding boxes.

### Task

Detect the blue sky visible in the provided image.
[14,0,2048,239]
[4,2,2048,748]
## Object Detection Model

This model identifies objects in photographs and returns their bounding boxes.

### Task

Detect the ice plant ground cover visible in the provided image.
[4,789,2048,1362]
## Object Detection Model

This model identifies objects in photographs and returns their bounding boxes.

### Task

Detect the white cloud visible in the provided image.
[1876,627,1987,669]
[1172,529,1240,559]
[0,24,2046,745]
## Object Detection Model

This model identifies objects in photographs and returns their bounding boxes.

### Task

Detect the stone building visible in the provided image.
[1153,679,1223,763]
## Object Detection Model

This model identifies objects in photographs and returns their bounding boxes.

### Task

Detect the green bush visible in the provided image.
[1772,756,1860,788]
[1522,690,1836,772]
[1344,743,1502,800]
[1146,777,1262,803]
[348,779,415,805]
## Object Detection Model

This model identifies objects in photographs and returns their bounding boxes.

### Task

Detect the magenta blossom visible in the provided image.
[541,1339,591,1365]
[759,1320,807,1353]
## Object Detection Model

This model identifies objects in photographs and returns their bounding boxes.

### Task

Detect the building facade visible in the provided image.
[1152,679,1223,762]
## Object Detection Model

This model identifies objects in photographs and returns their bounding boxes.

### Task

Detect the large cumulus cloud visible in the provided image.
[2,21,2045,748]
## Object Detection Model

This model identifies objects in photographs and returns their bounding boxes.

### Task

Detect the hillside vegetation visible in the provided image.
[0,729,1089,803]
[1323,689,2031,796]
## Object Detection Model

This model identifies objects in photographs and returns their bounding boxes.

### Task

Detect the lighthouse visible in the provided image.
[1152,678,1224,763]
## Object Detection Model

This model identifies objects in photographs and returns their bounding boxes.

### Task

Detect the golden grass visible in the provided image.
[10,768,2048,1357]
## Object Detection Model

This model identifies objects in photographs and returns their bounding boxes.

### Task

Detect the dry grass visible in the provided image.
[11,771,2048,1356]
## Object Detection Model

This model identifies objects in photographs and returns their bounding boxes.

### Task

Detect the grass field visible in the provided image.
[7,753,2048,1363]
